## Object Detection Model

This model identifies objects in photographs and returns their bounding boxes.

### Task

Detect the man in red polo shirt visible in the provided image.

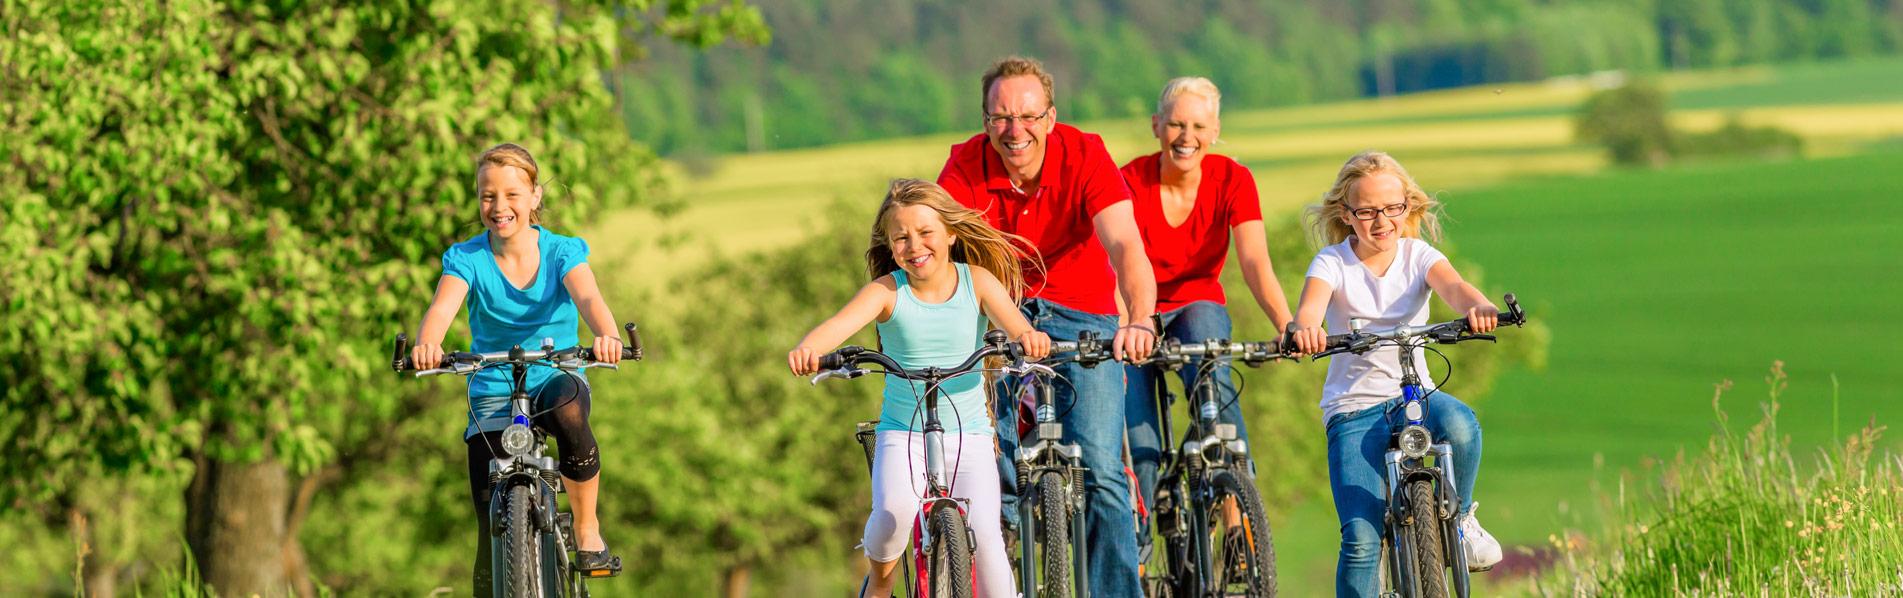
[937,55,1156,597]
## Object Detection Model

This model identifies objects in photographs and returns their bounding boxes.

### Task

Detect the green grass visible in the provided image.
[1675,57,1903,109]
[1439,151,1903,550]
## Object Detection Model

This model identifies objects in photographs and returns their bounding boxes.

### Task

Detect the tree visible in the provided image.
[1575,80,1675,166]
[0,1,765,596]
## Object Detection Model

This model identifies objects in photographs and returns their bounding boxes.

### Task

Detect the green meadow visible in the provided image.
[570,59,1903,595]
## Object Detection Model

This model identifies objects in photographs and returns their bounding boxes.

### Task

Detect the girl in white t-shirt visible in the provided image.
[1288,152,1504,597]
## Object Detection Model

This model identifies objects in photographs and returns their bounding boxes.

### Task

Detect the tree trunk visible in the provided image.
[723,563,751,598]
[187,452,290,598]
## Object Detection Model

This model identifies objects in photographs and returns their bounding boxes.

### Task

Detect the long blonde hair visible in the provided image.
[867,179,1043,299]
[1305,151,1444,247]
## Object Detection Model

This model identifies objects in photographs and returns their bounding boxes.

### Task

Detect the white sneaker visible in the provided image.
[1457,503,1503,571]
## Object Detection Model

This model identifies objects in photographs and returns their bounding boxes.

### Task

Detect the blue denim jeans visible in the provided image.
[994,298,1142,597]
[1123,300,1250,548]
[1326,392,1482,598]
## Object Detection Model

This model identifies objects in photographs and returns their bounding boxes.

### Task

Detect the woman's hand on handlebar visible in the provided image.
[1466,304,1500,334]
[788,346,825,376]
[1292,325,1328,356]
[593,335,624,364]
[411,343,444,370]
[1017,330,1052,361]
[1114,324,1156,363]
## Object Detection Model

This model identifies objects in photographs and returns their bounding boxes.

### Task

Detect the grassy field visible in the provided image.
[585,60,1903,307]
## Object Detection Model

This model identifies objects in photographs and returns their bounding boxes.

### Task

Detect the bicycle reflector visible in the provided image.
[1398,425,1433,459]
[501,423,534,457]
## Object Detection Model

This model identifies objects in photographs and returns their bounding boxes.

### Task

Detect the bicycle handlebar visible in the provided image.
[813,330,1020,385]
[1305,293,1527,360]
[392,322,645,375]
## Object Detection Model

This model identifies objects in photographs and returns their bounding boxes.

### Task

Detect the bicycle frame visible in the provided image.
[1380,341,1470,598]
[484,352,582,598]
[909,377,974,598]
[1010,361,1088,598]
[1145,343,1260,598]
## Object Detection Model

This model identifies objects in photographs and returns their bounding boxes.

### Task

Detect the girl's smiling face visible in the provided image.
[477,164,540,239]
[1342,171,1411,253]
[885,204,958,281]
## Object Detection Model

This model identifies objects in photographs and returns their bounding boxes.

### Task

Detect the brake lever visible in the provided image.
[810,367,868,386]
[1462,334,1497,343]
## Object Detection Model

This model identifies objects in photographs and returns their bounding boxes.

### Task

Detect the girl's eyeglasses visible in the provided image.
[1348,202,1408,221]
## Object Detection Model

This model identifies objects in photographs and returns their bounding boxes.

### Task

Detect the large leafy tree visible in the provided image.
[0,0,764,596]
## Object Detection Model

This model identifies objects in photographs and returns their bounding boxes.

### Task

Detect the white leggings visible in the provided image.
[865,430,1015,598]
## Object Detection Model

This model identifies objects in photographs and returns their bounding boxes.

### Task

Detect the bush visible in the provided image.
[1675,114,1805,161]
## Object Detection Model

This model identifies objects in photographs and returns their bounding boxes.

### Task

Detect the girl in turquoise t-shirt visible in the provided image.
[409,143,627,589]
[787,179,1051,598]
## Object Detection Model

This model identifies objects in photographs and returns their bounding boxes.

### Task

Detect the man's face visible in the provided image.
[983,75,1055,181]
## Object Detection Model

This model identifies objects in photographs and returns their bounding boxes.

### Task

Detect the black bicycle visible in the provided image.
[817,329,1029,598]
[1304,294,1526,598]
[393,323,642,598]
[1004,332,1116,598]
[1138,338,1290,598]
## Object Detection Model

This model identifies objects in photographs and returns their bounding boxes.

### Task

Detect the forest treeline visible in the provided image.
[622,0,1903,155]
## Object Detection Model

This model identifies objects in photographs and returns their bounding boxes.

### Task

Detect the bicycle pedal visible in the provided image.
[579,556,622,578]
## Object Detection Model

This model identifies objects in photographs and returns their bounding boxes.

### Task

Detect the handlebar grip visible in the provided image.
[393,334,410,372]
[623,322,644,360]
[819,352,846,370]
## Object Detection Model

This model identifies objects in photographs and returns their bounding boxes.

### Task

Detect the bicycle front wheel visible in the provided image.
[1202,468,1277,597]
[503,483,544,597]
[1403,479,1449,598]
[927,504,974,598]
[1034,471,1073,598]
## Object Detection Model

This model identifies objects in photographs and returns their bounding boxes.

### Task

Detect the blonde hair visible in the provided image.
[1156,76,1222,119]
[981,56,1055,112]
[475,143,547,225]
[1305,151,1444,247]
[866,179,1044,301]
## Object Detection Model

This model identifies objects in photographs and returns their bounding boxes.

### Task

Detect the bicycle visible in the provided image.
[392,322,643,598]
[1002,332,1116,598]
[1303,294,1527,598]
[1138,338,1290,598]
[816,329,1028,598]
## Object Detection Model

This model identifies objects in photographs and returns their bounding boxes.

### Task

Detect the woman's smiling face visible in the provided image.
[477,164,540,239]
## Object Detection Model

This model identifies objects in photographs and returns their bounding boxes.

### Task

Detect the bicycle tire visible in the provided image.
[1035,472,1072,598]
[927,504,974,598]
[1404,480,1449,598]
[504,483,542,598]
[1203,468,1277,597]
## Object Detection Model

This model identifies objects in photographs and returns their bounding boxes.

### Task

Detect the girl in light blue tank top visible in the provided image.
[787,179,1051,598]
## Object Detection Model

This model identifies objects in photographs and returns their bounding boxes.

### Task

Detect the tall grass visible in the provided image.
[1517,362,1903,596]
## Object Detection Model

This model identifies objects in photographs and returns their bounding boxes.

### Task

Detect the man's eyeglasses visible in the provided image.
[985,107,1051,129]
[1347,202,1409,221]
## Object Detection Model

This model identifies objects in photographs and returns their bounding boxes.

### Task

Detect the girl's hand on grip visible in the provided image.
[411,344,443,370]
[1019,330,1051,361]
[594,335,623,364]
[1293,326,1327,356]
[1468,304,1499,334]
[788,346,822,376]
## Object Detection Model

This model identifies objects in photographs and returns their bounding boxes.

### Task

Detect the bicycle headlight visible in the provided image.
[500,423,534,457]
[1398,425,1432,459]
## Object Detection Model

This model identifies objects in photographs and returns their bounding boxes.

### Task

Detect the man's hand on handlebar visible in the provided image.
[1114,324,1156,363]
[1017,330,1052,361]
[788,346,825,376]
[1466,304,1500,334]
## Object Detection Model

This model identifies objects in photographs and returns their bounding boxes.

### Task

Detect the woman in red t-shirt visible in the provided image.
[1120,77,1296,542]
